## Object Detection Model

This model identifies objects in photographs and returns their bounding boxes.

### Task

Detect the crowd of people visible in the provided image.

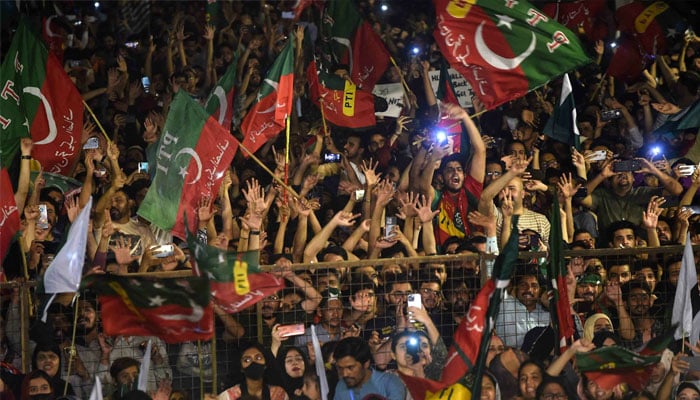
[1,0,700,399]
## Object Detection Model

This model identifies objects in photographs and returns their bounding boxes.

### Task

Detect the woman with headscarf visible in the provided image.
[275,346,308,400]
[218,343,288,400]
[20,370,54,400]
[583,313,614,341]
[31,343,73,397]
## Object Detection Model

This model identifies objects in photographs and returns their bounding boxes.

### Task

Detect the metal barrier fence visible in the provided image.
[0,245,694,399]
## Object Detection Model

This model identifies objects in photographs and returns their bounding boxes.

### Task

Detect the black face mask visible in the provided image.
[30,395,53,400]
[243,362,266,380]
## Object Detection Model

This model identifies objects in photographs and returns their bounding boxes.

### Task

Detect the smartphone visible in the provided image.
[125,41,139,48]
[407,293,422,310]
[682,205,700,215]
[277,323,306,337]
[83,137,99,150]
[585,150,607,162]
[281,11,295,19]
[138,162,149,174]
[355,189,365,200]
[324,153,341,163]
[600,109,622,121]
[385,216,397,239]
[150,244,174,258]
[680,356,700,371]
[141,76,151,93]
[613,159,642,172]
[37,204,49,229]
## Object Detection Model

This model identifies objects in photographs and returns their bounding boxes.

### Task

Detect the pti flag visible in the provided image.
[0,168,20,263]
[435,61,468,155]
[402,216,521,400]
[306,59,376,129]
[543,73,580,150]
[0,19,84,174]
[540,0,608,41]
[606,34,647,82]
[138,92,237,239]
[320,0,390,91]
[240,36,294,155]
[205,52,239,131]
[576,329,675,391]
[546,196,574,354]
[615,0,688,56]
[186,230,285,314]
[433,0,590,110]
[83,274,214,343]
[672,234,700,353]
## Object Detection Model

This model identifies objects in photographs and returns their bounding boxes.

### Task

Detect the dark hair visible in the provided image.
[317,245,348,261]
[607,220,638,242]
[622,280,652,298]
[21,370,54,400]
[110,357,140,380]
[517,360,546,396]
[333,337,371,364]
[535,375,574,400]
[390,330,430,353]
[32,343,62,376]
[438,153,464,172]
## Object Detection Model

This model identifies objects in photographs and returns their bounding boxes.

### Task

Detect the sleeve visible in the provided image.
[383,373,407,400]
[463,174,484,199]
[626,126,644,150]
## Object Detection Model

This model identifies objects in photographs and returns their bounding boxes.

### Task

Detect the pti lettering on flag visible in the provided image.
[0,168,20,263]
[138,92,237,239]
[0,19,83,175]
[433,0,590,110]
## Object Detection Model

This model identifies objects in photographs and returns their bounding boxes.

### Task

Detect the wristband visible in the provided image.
[21,155,31,160]
[249,230,260,235]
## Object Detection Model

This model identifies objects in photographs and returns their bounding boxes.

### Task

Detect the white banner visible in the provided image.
[372,83,405,118]
[428,68,474,108]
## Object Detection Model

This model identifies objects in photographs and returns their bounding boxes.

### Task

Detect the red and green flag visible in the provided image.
[0,168,20,263]
[575,329,675,391]
[137,91,237,239]
[320,0,390,91]
[606,34,647,82]
[205,52,239,132]
[306,59,376,129]
[543,73,580,150]
[615,0,688,56]
[401,216,521,400]
[186,230,285,314]
[547,196,575,354]
[82,274,214,343]
[433,0,591,110]
[541,0,608,41]
[0,19,84,175]
[435,61,468,155]
[241,36,295,155]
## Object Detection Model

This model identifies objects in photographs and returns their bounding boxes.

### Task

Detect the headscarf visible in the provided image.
[583,313,614,341]
[276,346,309,400]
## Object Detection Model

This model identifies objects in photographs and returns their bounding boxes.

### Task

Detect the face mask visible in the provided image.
[119,381,136,397]
[243,362,266,380]
[30,395,53,400]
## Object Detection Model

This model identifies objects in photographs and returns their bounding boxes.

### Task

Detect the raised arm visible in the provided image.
[477,156,530,216]
[303,211,359,262]
[442,103,486,183]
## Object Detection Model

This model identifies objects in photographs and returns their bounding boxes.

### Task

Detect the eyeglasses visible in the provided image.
[486,171,502,177]
[285,356,304,364]
[264,295,280,302]
[420,288,439,295]
[542,393,567,400]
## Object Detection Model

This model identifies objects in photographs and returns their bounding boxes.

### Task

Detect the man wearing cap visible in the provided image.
[573,273,604,321]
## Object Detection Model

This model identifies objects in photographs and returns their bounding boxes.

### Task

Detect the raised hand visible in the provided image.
[395,115,412,135]
[197,196,214,226]
[397,191,419,220]
[332,211,360,227]
[468,210,495,233]
[557,173,581,199]
[374,179,395,207]
[109,236,138,266]
[641,196,664,229]
[361,159,381,187]
[203,24,215,41]
[415,194,438,224]
[64,195,81,223]
[500,190,514,218]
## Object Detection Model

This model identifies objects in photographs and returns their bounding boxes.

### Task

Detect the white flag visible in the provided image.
[89,376,103,400]
[138,339,152,392]
[311,325,329,400]
[44,196,92,293]
[672,233,700,354]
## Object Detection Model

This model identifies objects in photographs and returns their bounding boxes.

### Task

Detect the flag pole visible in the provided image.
[64,292,81,396]
[18,236,34,318]
[211,332,218,396]
[236,139,302,201]
[318,98,330,136]
[82,100,112,144]
[197,340,205,398]
[389,56,415,101]
[588,72,608,103]
[284,114,290,208]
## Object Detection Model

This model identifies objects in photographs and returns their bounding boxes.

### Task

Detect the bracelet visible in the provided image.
[239,236,249,240]
[21,155,31,160]
[249,230,260,235]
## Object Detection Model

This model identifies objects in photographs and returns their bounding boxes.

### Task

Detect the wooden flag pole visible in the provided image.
[64,293,81,396]
[318,98,330,136]
[389,56,415,101]
[236,139,301,201]
[284,115,290,207]
[82,100,112,144]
